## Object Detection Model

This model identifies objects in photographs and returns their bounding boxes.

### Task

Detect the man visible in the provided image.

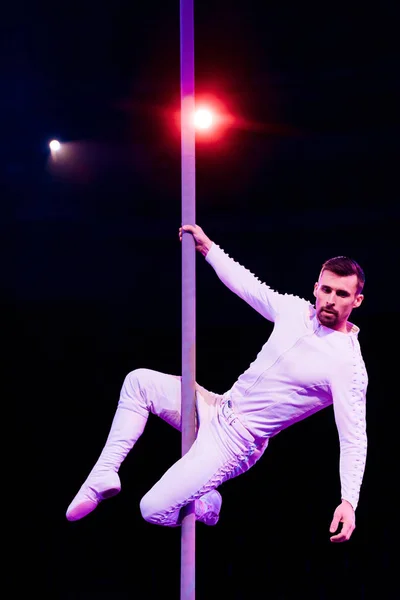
[66,224,367,543]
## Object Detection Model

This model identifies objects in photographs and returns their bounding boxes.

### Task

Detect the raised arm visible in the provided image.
[179,224,293,322]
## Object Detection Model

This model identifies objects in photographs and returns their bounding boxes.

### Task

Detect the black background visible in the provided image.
[9,1,399,598]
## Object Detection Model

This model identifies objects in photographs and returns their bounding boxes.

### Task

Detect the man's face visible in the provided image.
[313,269,364,331]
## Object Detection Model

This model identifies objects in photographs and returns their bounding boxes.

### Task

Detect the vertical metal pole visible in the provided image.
[180,1,196,600]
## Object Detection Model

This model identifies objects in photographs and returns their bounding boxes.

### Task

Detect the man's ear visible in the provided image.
[313,282,318,298]
[353,294,364,309]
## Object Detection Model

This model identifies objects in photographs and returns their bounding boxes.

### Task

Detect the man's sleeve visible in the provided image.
[205,243,298,322]
[331,358,368,511]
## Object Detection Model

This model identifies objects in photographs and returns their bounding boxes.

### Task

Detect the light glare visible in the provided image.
[194,109,213,130]
[49,140,61,151]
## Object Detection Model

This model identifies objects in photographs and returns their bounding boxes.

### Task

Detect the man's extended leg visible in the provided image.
[66,369,223,522]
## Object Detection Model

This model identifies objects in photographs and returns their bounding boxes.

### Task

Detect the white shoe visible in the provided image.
[66,471,121,521]
[196,490,222,526]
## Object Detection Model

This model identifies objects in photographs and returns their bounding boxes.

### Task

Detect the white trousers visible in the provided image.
[119,369,268,527]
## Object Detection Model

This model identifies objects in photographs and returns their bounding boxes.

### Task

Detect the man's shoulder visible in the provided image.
[279,292,311,309]
[276,294,313,325]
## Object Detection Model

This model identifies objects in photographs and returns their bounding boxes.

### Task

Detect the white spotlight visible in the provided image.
[49,140,61,151]
[194,109,213,130]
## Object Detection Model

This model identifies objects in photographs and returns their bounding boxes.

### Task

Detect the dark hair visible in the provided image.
[321,256,365,294]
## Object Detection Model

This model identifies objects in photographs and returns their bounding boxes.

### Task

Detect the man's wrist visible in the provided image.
[201,240,213,257]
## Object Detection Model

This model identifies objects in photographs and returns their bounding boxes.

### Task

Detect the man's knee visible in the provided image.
[140,490,182,527]
[124,368,152,388]
[118,369,154,414]
[139,490,160,524]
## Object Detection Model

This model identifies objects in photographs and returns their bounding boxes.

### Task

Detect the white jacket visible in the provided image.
[206,243,368,510]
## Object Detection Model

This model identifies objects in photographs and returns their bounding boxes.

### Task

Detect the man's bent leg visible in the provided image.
[140,397,259,527]
[66,369,183,521]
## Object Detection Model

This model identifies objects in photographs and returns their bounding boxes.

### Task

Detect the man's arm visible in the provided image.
[179,224,302,322]
[329,360,368,542]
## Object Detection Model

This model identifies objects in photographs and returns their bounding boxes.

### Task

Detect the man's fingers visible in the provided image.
[181,224,196,232]
[329,517,339,533]
[330,532,346,543]
[330,522,354,543]
[179,225,193,239]
[341,522,354,538]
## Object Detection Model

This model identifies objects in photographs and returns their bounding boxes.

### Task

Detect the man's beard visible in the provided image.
[317,308,339,327]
